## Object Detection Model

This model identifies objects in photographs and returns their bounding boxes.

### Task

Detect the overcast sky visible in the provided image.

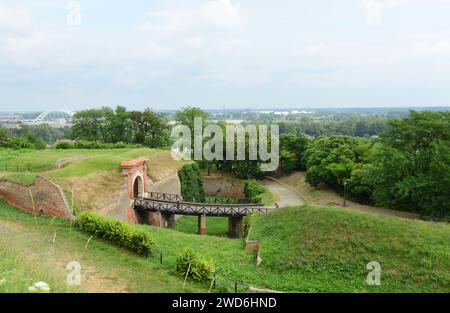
[1,0,450,111]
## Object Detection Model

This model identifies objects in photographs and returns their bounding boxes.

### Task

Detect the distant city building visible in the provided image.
[0,114,20,129]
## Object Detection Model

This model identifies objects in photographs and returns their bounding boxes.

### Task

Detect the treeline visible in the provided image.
[185,108,449,218]
[0,126,47,150]
[278,115,389,138]
[288,111,449,218]
[70,106,170,148]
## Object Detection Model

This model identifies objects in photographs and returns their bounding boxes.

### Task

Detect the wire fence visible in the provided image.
[1,164,34,172]
[148,248,250,293]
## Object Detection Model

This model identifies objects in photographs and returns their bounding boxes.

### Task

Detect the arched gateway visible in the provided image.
[121,157,150,223]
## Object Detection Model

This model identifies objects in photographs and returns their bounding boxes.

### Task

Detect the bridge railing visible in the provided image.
[145,191,261,206]
[133,198,271,217]
[205,197,262,205]
[146,191,183,202]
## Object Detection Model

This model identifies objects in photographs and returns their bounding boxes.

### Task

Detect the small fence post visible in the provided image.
[160,252,163,264]
[213,274,216,289]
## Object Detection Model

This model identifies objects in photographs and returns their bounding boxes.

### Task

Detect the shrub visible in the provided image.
[76,211,154,255]
[244,179,266,199]
[55,141,73,149]
[176,249,215,282]
[178,163,206,202]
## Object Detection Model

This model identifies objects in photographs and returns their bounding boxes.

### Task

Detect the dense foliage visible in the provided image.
[76,211,155,255]
[71,106,169,148]
[176,249,216,282]
[178,163,206,202]
[55,140,140,150]
[10,124,71,144]
[0,126,46,150]
[302,111,450,218]
[244,179,266,199]
[278,114,389,137]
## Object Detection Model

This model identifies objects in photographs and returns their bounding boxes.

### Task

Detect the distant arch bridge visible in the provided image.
[31,109,74,125]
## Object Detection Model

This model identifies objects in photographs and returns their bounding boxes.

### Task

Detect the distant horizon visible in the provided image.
[1,105,450,115]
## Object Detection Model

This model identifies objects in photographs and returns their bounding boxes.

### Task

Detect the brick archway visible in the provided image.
[121,157,150,223]
[121,157,149,200]
[133,175,144,198]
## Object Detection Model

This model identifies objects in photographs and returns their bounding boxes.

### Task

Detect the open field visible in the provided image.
[2,199,448,292]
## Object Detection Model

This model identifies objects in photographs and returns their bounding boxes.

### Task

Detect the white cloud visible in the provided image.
[200,0,242,30]
[362,0,412,26]
[138,0,243,36]
[0,5,33,34]
[415,41,450,54]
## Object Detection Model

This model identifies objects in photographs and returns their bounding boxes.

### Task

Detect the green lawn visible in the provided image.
[0,148,160,180]
[0,148,161,212]
[249,206,450,292]
[175,216,230,237]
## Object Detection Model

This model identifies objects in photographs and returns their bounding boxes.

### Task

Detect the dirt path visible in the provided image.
[280,171,420,219]
[262,179,305,208]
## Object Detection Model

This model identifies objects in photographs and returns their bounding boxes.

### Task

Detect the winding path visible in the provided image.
[262,178,305,208]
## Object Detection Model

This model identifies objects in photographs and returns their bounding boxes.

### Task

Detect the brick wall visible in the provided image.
[0,176,75,221]
[0,180,34,213]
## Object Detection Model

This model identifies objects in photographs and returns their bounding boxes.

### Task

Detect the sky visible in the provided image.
[0,0,450,111]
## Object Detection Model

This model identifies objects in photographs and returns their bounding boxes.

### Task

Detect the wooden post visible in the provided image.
[198,214,206,235]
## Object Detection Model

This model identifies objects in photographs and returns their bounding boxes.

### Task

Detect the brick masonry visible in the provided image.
[121,157,182,225]
[0,176,75,221]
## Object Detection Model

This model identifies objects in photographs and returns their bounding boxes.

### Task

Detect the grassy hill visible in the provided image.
[0,199,205,293]
[249,206,450,292]
[0,148,187,211]
[1,198,448,293]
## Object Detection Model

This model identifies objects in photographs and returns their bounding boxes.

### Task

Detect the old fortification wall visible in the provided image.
[147,173,181,196]
[0,176,75,220]
[202,176,245,198]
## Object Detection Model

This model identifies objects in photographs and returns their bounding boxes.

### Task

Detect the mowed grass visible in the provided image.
[176,216,230,237]
[0,148,161,179]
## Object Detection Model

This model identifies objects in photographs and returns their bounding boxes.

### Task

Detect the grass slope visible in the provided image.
[1,197,448,293]
[249,206,450,292]
[0,148,163,211]
[0,200,205,293]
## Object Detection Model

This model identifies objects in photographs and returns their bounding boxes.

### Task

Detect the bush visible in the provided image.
[178,163,206,202]
[76,211,155,255]
[55,141,73,149]
[176,249,215,282]
[244,179,266,199]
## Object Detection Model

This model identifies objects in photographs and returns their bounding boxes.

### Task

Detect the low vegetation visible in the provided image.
[176,249,216,282]
[76,211,155,256]
[1,199,449,292]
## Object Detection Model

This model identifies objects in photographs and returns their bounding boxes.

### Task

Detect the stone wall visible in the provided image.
[147,173,181,196]
[0,176,75,220]
[202,176,245,198]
